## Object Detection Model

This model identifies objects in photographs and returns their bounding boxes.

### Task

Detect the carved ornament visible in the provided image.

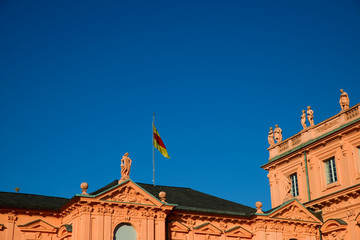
[322,230,347,240]
[316,120,339,133]
[321,219,348,240]
[254,221,267,230]
[269,202,320,223]
[156,212,167,220]
[103,186,157,206]
[8,215,17,222]
[80,205,93,213]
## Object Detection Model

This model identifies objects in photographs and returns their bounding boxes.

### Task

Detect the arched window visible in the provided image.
[113,223,137,240]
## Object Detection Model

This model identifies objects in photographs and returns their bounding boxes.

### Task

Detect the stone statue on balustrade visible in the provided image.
[268,127,275,146]
[339,89,349,111]
[307,106,314,126]
[301,110,307,129]
[274,125,282,143]
[120,152,132,182]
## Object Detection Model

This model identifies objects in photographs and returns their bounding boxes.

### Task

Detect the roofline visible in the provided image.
[261,117,360,168]
[175,206,255,217]
[63,180,177,209]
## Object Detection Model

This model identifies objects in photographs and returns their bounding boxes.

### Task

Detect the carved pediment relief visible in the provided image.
[225,226,253,238]
[169,221,190,233]
[98,181,160,206]
[18,219,58,233]
[269,200,320,223]
[194,223,222,236]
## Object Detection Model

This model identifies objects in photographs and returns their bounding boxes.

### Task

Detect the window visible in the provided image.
[114,224,136,240]
[325,157,337,184]
[290,173,299,197]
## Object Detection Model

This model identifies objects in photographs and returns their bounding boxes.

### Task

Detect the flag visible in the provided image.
[153,123,170,159]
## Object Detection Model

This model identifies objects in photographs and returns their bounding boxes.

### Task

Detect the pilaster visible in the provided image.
[6,215,17,240]
[147,218,155,240]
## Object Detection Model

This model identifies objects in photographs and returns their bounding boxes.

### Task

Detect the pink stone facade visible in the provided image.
[263,102,360,239]
[0,181,321,240]
[1,93,360,240]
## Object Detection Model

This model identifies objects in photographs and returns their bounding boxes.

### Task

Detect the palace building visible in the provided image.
[1,90,359,240]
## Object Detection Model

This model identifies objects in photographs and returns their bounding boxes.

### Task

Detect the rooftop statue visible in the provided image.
[268,127,275,146]
[307,106,314,126]
[339,89,349,111]
[274,125,282,143]
[301,110,307,130]
[120,152,132,182]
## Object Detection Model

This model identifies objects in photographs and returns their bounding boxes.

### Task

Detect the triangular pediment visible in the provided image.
[194,223,222,235]
[169,221,190,233]
[268,200,321,223]
[93,180,163,207]
[225,226,253,238]
[18,219,58,233]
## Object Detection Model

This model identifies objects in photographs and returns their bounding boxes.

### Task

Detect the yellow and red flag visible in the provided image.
[153,123,170,159]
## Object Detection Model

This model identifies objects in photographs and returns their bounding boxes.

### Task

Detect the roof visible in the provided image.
[0,180,256,216]
[0,192,69,211]
[91,180,256,216]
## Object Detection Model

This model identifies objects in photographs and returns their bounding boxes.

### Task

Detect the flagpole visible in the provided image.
[152,112,155,186]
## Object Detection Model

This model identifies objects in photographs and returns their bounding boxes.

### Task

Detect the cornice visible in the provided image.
[304,183,360,208]
[262,118,360,170]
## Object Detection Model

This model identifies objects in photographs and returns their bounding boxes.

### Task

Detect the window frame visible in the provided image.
[113,223,137,240]
[290,173,299,197]
[325,157,338,185]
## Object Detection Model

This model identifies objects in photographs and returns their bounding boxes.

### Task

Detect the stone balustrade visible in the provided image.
[268,104,360,160]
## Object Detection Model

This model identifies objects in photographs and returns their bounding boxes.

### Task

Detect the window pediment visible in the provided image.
[225,226,253,238]
[194,222,222,236]
[57,224,72,239]
[169,220,190,233]
[321,219,347,234]
[18,219,58,233]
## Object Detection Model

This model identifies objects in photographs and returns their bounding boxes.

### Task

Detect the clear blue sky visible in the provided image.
[1,0,360,210]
